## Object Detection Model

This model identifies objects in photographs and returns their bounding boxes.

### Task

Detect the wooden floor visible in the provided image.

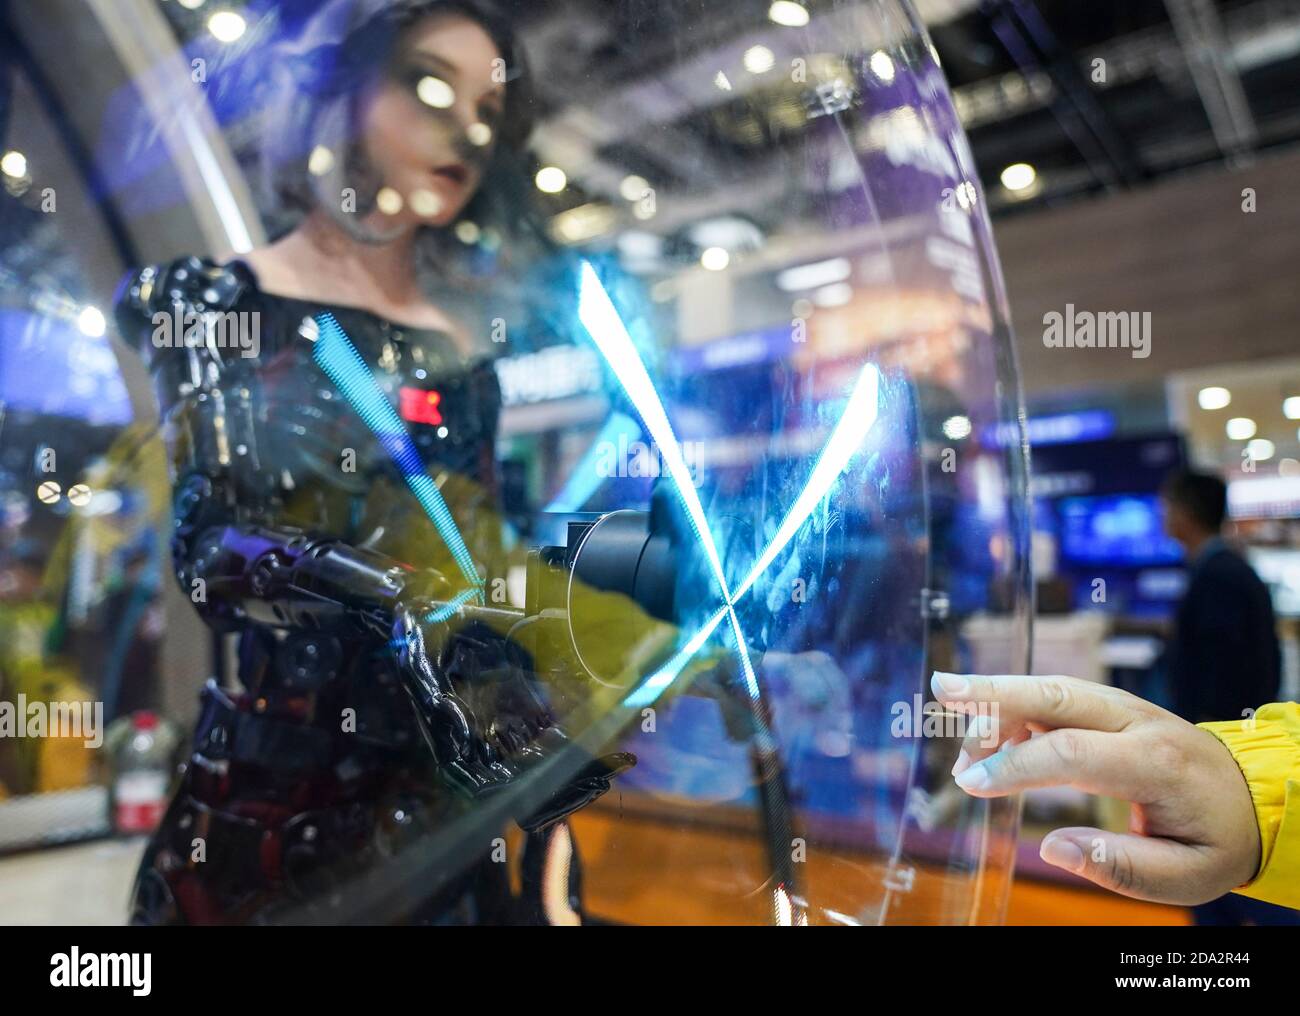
[569,809,1192,926]
[1006,876,1190,925]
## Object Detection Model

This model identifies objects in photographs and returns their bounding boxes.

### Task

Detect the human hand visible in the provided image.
[931,671,1261,905]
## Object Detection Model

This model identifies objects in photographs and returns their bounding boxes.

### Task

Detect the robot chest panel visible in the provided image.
[251,348,494,499]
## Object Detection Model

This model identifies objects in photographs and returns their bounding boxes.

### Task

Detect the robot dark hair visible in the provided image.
[112,0,651,926]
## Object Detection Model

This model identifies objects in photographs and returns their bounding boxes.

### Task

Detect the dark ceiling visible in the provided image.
[65,0,1300,232]
[934,0,1300,215]
[145,0,1300,227]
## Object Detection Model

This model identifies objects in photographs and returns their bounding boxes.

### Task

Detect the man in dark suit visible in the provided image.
[1160,469,1292,925]
[1161,471,1281,724]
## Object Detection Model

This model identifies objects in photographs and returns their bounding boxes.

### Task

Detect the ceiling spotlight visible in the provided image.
[1226,417,1257,441]
[67,483,93,508]
[207,10,247,43]
[1246,438,1275,462]
[466,122,493,147]
[1283,396,1300,420]
[535,166,567,194]
[307,145,335,177]
[177,0,206,9]
[769,1,810,27]
[1000,162,1038,193]
[550,203,616,244]
[869,51,896,83]
[813,282,853,308]
[0,150,27,179]
[617,230,663,261]
[36,481,61,505]
[77,306,106,338]
[1197,386,1231,410]
[416,75,455,109]
[687,215,764,254]
[620,174,650,202]
[700,247,731,271]
[744,45,776,75]
[943,415,973,441]
[455,220,481,245]
[777,257,851,292]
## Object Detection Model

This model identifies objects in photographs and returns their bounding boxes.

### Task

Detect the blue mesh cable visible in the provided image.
[312,312,483,601]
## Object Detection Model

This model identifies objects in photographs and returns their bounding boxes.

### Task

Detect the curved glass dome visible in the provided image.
[4,0,1031,925]
[258,0,1031,926]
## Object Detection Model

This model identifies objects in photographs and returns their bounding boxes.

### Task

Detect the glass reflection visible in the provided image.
[1,0,1030,925]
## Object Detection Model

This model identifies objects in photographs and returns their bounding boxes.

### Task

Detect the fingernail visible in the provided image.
[1040,837,1085,873]
[954,761,989,791]
[968,712,997,743]
[951,749,971,776]
[931,672,969,697]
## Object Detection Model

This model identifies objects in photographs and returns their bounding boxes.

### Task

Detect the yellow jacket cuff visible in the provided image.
[1200,701,1300,911]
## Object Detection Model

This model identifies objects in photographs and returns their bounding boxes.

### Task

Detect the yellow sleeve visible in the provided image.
[1200,702,1300,910]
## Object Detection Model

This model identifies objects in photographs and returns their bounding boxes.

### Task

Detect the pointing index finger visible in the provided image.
[930,672,1139,734]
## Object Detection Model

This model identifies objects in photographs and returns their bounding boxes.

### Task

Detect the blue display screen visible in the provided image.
[1058,494,1185,567]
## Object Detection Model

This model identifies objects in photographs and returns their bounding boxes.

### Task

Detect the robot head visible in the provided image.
[261,1,539,244]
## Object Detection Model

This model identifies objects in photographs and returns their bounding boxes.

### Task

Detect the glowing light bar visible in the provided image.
[580,264,884,718]
[578,263,730,604]
[578,262,760,699]
[623,605,728,709]
[618,362,880,713]
[731,363,880,604]
[313,313,482,598]
[385,587,485,654]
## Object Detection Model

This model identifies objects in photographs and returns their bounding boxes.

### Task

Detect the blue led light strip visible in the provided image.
[312,312,483,602]
[385,585,483,654]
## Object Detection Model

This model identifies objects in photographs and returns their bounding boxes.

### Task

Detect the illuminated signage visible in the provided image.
[984,410,1115,448]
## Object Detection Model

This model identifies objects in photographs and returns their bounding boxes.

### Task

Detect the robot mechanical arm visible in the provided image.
[115,258,632,832]
[176,507,633,828]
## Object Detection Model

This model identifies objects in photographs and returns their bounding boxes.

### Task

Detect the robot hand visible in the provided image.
[391,599,634,832]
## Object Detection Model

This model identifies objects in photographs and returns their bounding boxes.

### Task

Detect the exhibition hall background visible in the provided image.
[2,0,1300,925]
